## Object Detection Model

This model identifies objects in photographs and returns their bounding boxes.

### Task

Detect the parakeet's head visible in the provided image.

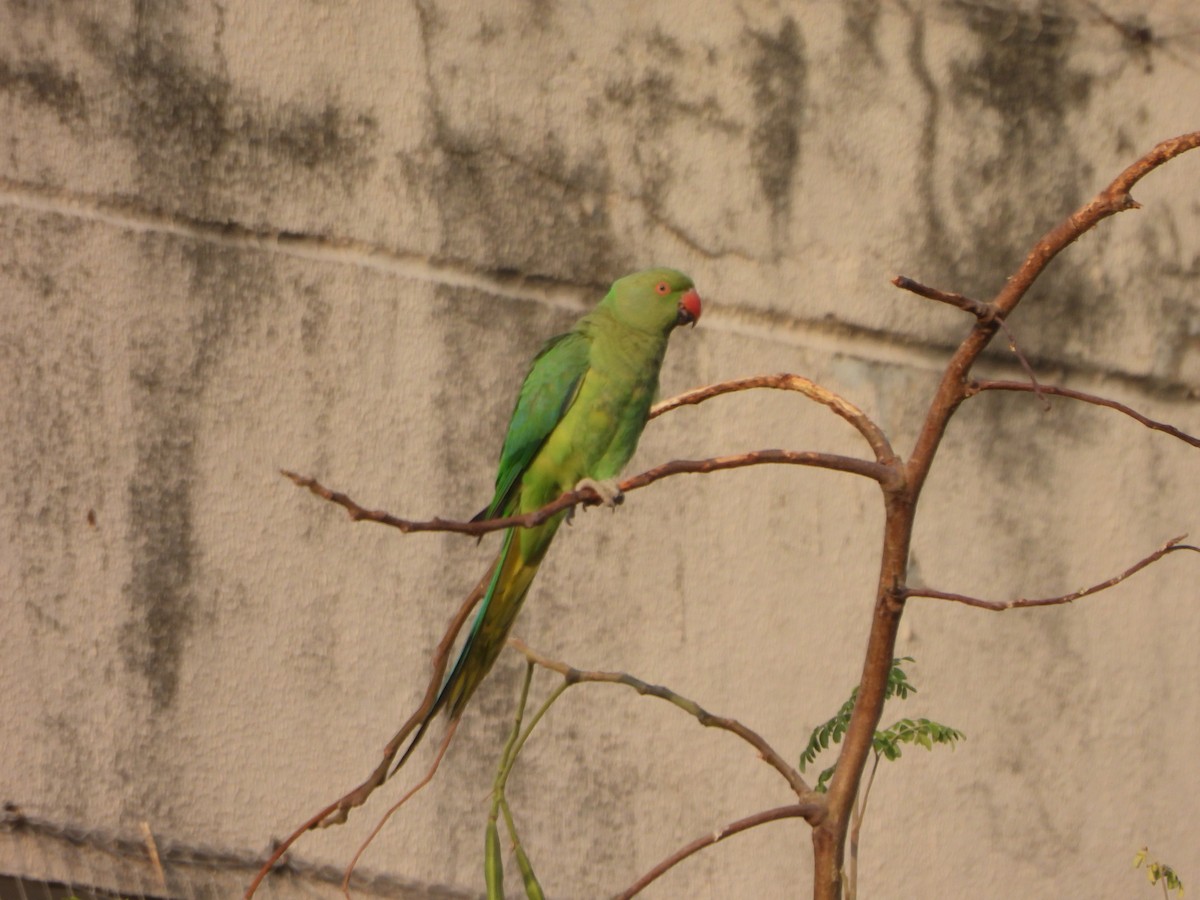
[604,268,702,335]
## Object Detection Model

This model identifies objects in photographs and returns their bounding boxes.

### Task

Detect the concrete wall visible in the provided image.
[2,1,1198,897]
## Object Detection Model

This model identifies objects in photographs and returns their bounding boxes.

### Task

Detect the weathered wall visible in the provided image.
[2,1,1198,897]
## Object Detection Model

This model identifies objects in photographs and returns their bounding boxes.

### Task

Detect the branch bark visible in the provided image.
[613,804,821,900]
[967,380,1200,448]
[903,536,1199,610]
[282,449,894,538]
[650,373,897,465]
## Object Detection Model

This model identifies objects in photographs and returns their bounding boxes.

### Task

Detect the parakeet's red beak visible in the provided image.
[677,288,702,327]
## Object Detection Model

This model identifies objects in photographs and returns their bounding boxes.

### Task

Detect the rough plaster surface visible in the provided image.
[1,1,1198,898]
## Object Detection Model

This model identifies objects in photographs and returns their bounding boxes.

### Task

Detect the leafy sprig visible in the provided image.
[799,658,962,792]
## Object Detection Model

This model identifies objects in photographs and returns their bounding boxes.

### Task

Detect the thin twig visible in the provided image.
[902,536,1199,610]
[993,319,1050,410]
[612,805,820,900]
[340,719,460,898]
[890,276,997,320]
[967,380,1200,448]
[496,662,537,780]
[283,449,893,538]
[891,278,1049,407]
[650,374,897,465]
[489,667,563,899]
[846,753,880,900]
[509,638,820,802]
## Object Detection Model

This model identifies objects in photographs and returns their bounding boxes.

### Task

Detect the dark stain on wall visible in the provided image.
[2,213,105,641]
[75,3,379,221]
[841,0,884,67]
[119,238,273,711]
[22,3,370,710]
[407,3,621,284]
[746,16,807,245]
[0,57,87,125]
[409,128,620,285]
[951,3,1091,139]
[942,3,1096,356]
[121,397,197,712]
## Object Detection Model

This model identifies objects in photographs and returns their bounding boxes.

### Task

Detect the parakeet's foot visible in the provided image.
[575,477,624,510]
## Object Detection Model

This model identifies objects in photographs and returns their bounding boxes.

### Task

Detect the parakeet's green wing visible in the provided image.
[479,330,590,520]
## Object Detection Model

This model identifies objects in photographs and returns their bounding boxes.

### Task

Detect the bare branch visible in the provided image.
[822,133,1200,896]
[907,130,1200,496]
[902,536,1199,611]
[889,279,1048,406]
[993,319,1050,410]
[890,276,996,320]
[968,380,1200,449]
[996,132,1200,322]
[651,374,897,465]
[340,720,459,897]
[613,805,820,900]
[1108,132,1200,195]
[282,449,893,538]
[509,638,821,802]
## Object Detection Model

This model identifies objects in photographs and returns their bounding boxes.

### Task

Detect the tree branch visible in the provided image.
[890,276,997,320]
[339,719,459,898]
[967,380,1200,448]
[992,319,1050,410]
[613,804,820,900]
[902,535,1199,610]
[906,130,1200,497]
[509,638,821,803]
[650,373,897,465]
[891,280,1049,407]
[282,449,893,538]
[820,132,1200,897]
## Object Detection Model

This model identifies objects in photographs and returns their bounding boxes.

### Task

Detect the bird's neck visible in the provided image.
[580,306,670,373]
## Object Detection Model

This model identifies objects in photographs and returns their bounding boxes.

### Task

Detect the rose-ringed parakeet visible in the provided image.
[397,268,701,770]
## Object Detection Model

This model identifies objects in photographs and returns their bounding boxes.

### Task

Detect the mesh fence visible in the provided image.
[0,806,474,900]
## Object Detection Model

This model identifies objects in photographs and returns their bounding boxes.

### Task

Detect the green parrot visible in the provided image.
[397,268,701,770]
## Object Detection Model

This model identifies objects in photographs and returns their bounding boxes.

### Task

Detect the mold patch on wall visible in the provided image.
[746,16,807,248]
[119,238,274,711]
[75,4,380,223]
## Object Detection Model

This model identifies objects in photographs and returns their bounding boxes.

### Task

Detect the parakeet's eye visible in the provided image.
[655,281,671,295]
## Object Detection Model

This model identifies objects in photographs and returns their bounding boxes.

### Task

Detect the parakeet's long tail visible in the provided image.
[439,525,543,718]
[391,524,548,776]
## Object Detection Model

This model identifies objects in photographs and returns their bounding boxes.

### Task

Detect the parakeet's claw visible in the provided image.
[575,477,624,510]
